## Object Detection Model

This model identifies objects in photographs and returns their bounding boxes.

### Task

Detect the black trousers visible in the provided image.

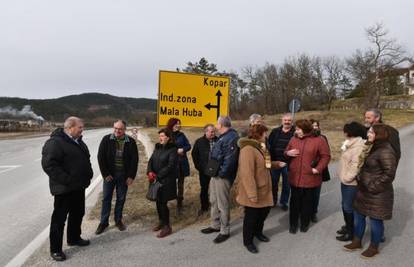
[50,189,85,253]
[199,173,211,211]
[156,198,170,226]
[243,206,271,246]
[289,186,317,228]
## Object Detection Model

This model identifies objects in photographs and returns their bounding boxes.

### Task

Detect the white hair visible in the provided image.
[249,113,262,125]
[64,116,83,129]
[217,116,232,128]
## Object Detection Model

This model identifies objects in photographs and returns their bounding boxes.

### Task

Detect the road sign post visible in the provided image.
[157,71,230,127]
[288,98,301,120]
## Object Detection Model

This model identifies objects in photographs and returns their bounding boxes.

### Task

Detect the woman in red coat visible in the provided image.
[285,119,331,233]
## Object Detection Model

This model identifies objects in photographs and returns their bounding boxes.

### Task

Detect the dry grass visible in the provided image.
[143,127,243,229]
[0,131,50,140]
[89,109,414,231]
[261,109,414,160]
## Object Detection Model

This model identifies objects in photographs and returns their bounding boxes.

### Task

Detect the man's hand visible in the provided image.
[312,168,319,175]
[286,149,300,157]
[177,148,184,155]
[249,197,258,203]
[105,175,113,182]
[126,177,134,186]
[271,161,287,169]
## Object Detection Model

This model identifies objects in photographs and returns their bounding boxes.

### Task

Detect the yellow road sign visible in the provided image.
[157,71,230,127]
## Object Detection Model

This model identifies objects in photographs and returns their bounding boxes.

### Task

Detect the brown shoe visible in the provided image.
[343,237,362,251]
[115,220,127,231]
[157,225,172,238]
[152,223,163,232]
[361,243,379,258]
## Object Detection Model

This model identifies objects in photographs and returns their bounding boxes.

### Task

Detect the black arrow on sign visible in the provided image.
[204,90,222,119]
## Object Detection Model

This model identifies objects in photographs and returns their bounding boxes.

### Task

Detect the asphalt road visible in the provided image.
[21,124,414,267]
[0,128,110,267]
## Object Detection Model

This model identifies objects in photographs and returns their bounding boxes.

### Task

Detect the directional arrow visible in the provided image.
[204,90,222,119]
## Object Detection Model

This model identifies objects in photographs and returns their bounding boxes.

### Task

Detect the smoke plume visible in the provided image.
[0,105,45,121]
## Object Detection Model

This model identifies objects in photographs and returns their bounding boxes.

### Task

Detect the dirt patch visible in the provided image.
[88,109,413,231]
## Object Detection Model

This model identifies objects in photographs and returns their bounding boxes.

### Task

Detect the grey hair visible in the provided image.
[217,116,232,128]
[204,123,215,132]
[114,119,127,128]
[365,108,383,122]
[64,116,83,129]
[249,113,262,125]
[282,113,292,119]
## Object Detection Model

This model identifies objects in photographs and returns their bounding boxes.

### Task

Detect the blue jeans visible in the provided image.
[354,210,384,245]
[100,174,128,224]
[271,166,290,206]
[341,183,357,213]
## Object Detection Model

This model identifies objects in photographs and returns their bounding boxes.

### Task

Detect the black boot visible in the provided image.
[336,209,347,235]
[336,212,353,242]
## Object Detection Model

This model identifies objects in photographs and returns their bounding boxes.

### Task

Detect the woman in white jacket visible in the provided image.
[336,122,367,241]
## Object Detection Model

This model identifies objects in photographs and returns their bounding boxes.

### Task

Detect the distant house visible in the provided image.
[380,63,414,95]
[404,65,414,95]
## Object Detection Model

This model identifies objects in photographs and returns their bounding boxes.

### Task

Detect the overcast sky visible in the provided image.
[1,0,413,100]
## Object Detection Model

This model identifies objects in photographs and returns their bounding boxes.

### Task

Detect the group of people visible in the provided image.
[41,107,399,261]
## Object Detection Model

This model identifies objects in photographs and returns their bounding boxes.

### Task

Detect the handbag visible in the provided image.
[204,158,220,177]
[146,181,162,201]
[311,159,330,182]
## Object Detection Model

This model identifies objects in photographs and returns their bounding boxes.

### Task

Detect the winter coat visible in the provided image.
[210,128,240,183]
[365,124,401,161]
[337,137,366,186]
[284,134,331,188]
[173,131,191,177]
[97,134,138,179]
[387,125,401,161]
[191,135,218,175]
[353,141,397,220]
[147,142,178,202]
[268,125,295,161]
[41,128,93,195]
[236,138,274,208]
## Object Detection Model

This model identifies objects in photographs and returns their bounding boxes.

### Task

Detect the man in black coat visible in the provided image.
[191,124,218,215]
[268,113,295,210]
[41,117,93,262]
[364,108,401,161]
[95,120,138,235]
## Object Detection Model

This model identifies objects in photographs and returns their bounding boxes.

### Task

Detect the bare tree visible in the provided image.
[347,23,411,107]
[322,56,351,109]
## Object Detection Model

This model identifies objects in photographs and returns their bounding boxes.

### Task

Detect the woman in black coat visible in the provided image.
[167,118,191,214]
[147,128,178,238]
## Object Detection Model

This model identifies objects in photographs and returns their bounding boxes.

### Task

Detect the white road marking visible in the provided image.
[0,165,22,175]
[6,131,155,267]
[4,174,103,267]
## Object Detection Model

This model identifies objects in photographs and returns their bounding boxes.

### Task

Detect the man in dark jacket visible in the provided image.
[191,124,218,215]
[364,108,401,162]
[41,117,93,262]
[95,120,138,235]
[268,113,295,210]
[201,116,239,244]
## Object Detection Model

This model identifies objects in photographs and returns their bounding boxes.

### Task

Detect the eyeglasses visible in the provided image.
[114,128,125,131]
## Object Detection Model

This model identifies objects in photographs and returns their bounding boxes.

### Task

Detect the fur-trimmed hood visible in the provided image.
[238,137,264,151]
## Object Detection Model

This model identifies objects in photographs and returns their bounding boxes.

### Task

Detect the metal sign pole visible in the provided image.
[291,100,295,121]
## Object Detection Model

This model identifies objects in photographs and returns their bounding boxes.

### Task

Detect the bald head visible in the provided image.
[64,116,84,139]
